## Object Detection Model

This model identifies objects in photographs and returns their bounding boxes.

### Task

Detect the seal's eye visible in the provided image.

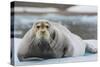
[46,26,49,28]
[37,26,40,28]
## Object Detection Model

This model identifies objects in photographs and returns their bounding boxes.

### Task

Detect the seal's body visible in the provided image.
[17,19,97,61]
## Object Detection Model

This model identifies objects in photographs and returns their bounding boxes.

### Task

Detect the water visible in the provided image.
[11,14,97,39]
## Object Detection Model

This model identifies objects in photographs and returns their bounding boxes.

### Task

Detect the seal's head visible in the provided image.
[33,19,51,41]
[32,19,56,52]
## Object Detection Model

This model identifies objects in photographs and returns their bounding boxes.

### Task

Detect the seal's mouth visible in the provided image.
[40,34,47,38]
[35,30,50,40]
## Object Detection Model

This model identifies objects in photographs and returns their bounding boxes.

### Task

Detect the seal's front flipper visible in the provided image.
[21,57,44,61]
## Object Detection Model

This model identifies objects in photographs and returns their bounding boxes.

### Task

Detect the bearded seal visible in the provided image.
[17,19,97,61]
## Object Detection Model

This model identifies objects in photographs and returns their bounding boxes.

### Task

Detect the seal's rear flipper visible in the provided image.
[83,40,97,53]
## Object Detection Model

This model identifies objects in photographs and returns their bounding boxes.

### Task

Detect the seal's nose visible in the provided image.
[41,30,45,34]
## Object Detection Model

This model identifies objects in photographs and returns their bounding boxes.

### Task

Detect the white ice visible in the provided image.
[13,38,97,66]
